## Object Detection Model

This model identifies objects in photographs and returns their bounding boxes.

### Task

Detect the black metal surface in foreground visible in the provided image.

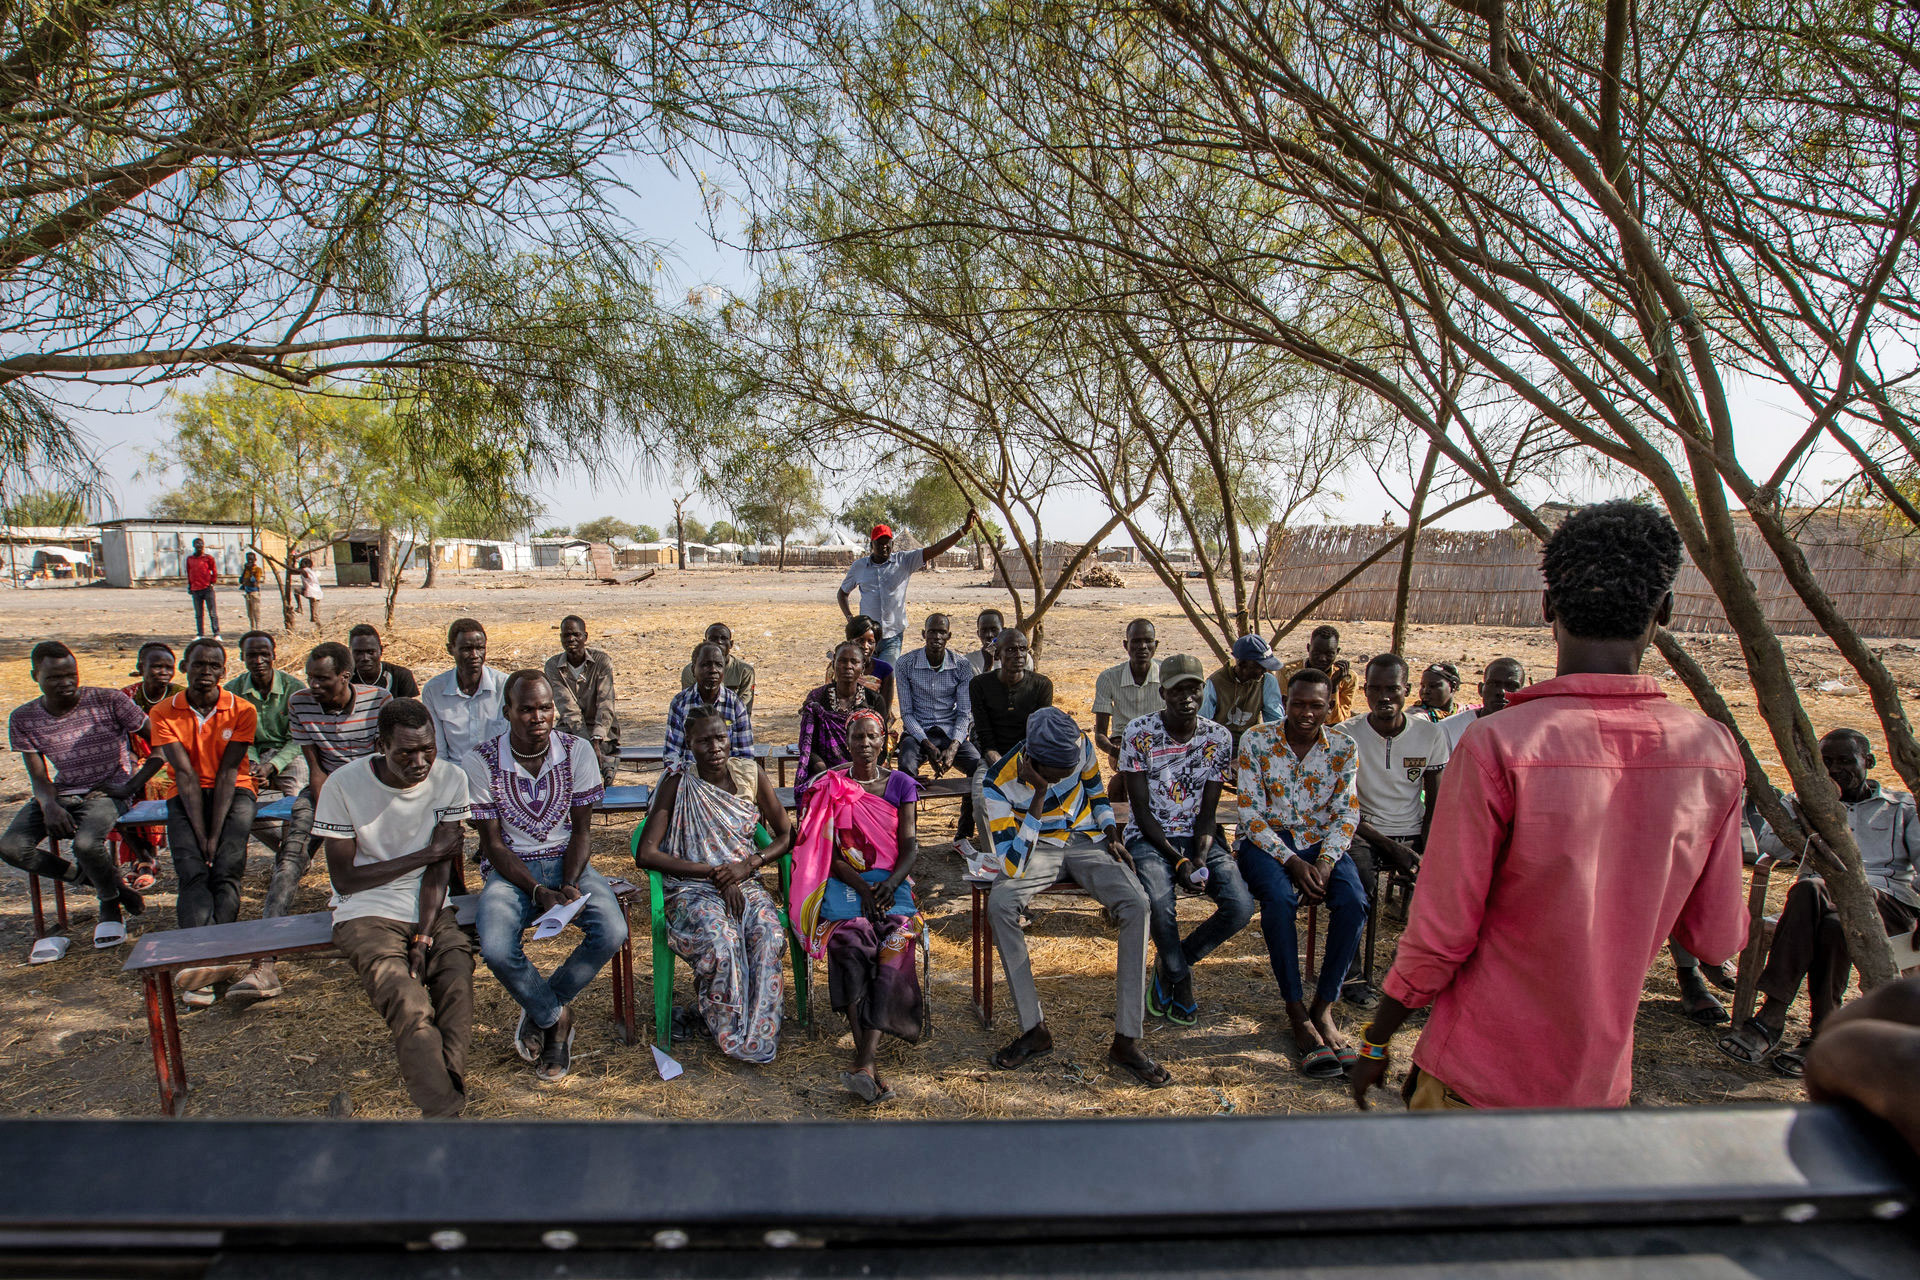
[0,1106,1915,1276]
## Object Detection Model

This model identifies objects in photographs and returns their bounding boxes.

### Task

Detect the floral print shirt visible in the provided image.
[1236,722,1359,862]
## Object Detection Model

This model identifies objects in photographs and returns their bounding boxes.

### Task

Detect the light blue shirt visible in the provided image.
[895,645,973,743]
[838,547,926,638]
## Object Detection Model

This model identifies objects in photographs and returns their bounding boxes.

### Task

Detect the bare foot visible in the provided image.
[1285,1002,1325,1055]
[1310,1003,1351,1054]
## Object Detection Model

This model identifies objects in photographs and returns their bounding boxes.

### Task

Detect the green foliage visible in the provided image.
[535,525,573,538]
[1,487,87,526]
[705,519,744,544]
[150,482,251,524]
[635,523,663,543]
[842,466,972,544]
[677,514,708,545]
[574,516,640,543]
[727,448,828,565]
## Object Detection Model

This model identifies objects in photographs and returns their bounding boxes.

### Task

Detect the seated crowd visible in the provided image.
[5,502,1912,1123]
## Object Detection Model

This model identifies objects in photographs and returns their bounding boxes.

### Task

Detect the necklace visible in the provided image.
[828,685,858,714]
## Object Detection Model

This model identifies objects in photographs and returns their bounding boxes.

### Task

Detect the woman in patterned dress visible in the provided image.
[634,705,794,1063]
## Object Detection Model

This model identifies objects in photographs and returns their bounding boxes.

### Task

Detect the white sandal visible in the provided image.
[28,936,68,964]
[93,920,127,949]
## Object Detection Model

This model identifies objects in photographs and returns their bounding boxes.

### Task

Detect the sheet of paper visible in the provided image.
[651,1046,684,1081]
[530,893,588,941]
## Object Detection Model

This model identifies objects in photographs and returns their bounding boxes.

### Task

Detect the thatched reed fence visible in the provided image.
[1258,515,1920,638]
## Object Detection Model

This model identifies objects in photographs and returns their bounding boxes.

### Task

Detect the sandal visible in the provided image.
[1108,1048,1171,1088]
[1333,1044,1358,1069]
[513,1011,542,1064]
[536,1024,575,1085]
[129,858,158,892]
[1147,972,1171,1020]
[840,1069,881,1103]
[1300,1045,1345,1079]
[1715,1018,1782,1067]
[92,920,127,949]
[1772,1037,1813,1079]
[991,1030,1054,1070]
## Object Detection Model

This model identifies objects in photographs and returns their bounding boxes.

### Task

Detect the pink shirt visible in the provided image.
[1382,673,1748,1109]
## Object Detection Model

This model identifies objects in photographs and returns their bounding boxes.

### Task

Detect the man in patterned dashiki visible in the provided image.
[467,671,620,1085]
[1235,665,1365,1080]
[983,707,1165,1087]
[1117,654,1252,1027]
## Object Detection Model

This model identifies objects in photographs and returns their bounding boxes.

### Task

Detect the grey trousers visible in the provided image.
[987,835,1149,1038]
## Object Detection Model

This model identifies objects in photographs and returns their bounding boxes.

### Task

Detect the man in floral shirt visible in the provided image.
[1235,665,1364,1080]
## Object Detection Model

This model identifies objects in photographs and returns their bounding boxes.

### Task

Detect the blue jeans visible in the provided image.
[190,587,220,636]
[1127,834,1255,987]
[1237,836,1367,1004]
[476,861,628,1029]
[875,633,903,666]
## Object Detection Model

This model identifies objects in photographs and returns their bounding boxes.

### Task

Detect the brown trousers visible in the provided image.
[333,911,473,1117]
[1405,1066,1473,1111]
[1758,878,1919,1027]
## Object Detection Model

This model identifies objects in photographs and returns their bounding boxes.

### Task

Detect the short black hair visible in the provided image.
[1310,624,1341,644]
[307,642,351,676]
[692,640,726,664]
[560,614,586,631]
[502,668,550,707]
[1541,500,1682,640]
[846,614,880,641]
[447,617,486,647]
[683,703,731,738]
[182,636,225,664]
[238,630,275,653]
[1286,665,1333,693]
[1822,727,1873,756]
[1126,617,1156,635]
[377,697,433,741]
[29,640,73,673]
[979,608,1005,623]
[347,623,381,644]
[136,641,176,663]
[1365,653,1409,681]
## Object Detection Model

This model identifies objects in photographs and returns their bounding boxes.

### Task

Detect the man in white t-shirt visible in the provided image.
[466,671,621,1086]
[1338,653,1451,1005]
[837,515,976,666]
[1441,658,1528,750]
[314,698,473,1117]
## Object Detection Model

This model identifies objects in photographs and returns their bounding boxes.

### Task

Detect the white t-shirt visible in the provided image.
[313,756,471,924]
[838,547,926,638]
[1441,706,1484,750]
[1337,713,1451,836]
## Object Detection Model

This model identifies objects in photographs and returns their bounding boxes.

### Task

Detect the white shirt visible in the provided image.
[420,665,507,764]
[314,757,471,924]
[1441,706,1484,750]
[1338,712,1452,836]
[839,547,927,638]
[1092,659,1163,738]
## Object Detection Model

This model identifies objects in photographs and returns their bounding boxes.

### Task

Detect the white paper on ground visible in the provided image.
[530,894,589,941]
[651,1045,684,1081]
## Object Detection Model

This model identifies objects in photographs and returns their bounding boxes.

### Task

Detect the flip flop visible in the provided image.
[92,920,127,949]
[840,1069,881,1103]
[129,862,157,892]
[1108,1050,1172,1088]
[991,1038,1053,1070]
[1300,1045,1345,1079]
[513,1010,541,1064]
[1147,972,1171,1020]
[28,936,68,965]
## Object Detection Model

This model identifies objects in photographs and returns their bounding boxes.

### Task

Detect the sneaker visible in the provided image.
[181,985,217,1009]
[225,961,282,1003]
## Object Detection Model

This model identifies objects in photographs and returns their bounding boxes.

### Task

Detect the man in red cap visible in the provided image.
[838,513,977,667]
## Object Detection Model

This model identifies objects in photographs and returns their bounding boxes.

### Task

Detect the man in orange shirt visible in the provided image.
[135,637,257,1005]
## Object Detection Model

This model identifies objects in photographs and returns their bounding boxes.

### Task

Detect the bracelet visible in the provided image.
[1361,1025,1392,1049]
[1173,857,1193,875]
[411,933,433,947]
[1355,1040,1388,1061]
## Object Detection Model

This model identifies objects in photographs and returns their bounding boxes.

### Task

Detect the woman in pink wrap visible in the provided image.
[789,708,923,1103]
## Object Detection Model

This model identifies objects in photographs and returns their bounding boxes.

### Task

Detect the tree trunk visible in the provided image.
[423,540,439,588]
[381,526,406,630]
[1391,441,1441,656]
[777,535,788,571]
[673,497,688,570]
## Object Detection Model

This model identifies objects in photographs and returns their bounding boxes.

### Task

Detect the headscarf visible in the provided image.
[1025,707,1082,768]
[1423,662,1462,691]
[847,707,885,737]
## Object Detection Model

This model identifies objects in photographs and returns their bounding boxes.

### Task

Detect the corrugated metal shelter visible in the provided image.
[426,538,533,571]
[531,537,591,568]
[614,541,677,567]
[96,520,291,588]
[1256,514,1920,638]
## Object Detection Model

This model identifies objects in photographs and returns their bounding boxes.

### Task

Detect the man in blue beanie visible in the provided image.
[981,707,1166,1086]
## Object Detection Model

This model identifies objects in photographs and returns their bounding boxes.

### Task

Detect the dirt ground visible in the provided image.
[3,565,1911,1120]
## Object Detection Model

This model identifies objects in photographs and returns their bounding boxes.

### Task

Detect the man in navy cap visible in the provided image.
[981,707,1165,1087]
[1199,634,1285,753]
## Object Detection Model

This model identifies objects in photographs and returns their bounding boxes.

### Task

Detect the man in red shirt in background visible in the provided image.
[1352,500,1747,1110]
[185,538,221,640]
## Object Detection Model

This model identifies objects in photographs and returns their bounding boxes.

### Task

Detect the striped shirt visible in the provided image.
[894,645,973,743]
[663,685,754,760]
[290,684,392,774]
[981,732,1117,876]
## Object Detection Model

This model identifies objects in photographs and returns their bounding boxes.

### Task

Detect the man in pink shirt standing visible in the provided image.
[1352,500,1748,1110]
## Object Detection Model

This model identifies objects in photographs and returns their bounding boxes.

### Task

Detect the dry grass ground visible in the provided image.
[4,565,1914,1119]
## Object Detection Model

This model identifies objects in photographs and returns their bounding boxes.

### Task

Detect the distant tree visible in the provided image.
[1,488,87,526]
[706,519,744,545]
[535,525,574,539]
[150,480,252,524]
[840,490,902,540]
[634,523,662,543]
[574,516,640,544]
[730,450,828,570]
[680,515,708,545]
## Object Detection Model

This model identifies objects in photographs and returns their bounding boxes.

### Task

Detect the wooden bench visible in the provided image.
[1731,855,1920,1025]
[121,877,642,1116]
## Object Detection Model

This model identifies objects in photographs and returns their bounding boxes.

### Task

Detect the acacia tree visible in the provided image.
[728,448,828,568]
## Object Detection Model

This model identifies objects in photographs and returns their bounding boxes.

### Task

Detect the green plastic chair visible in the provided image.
[630,817,811,1049]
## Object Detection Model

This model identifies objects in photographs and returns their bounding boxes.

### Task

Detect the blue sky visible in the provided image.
[60,155,1854,544]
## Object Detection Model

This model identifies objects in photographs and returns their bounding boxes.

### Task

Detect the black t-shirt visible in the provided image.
[970,672,1054,755]
[356,661,419,700]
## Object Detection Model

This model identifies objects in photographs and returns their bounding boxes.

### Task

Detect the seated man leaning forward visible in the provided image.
[1119,653,1253,1026]
[679,622,756,716]
[983,707,1166,1086]
[634,705,795,1063]
[467,670,623,1086]
[314,698,474,1118]
[1235,665,1366,1079]
[1718,728,1919,1078]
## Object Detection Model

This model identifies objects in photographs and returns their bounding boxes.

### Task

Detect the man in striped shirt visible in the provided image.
[228,641,391,1003]
[981,707,1164,1086]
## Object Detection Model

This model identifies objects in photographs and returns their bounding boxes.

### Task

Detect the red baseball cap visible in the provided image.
[870,524,894,540]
